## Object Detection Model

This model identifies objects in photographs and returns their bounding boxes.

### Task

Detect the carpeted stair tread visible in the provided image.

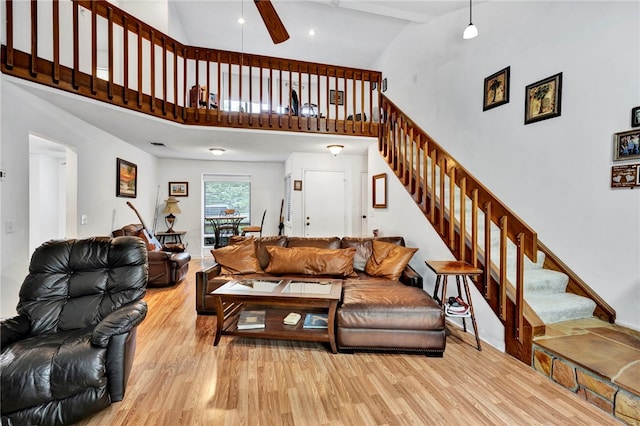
[527,293,597,324]
[427,178,597,326]
[521,268,569,295]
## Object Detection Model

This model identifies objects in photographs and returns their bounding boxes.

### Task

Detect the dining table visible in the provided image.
[205,215,247,248]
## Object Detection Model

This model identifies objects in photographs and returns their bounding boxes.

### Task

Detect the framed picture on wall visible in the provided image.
[116,158,137,198]
[372,173,387,208]
[524,72,562,125]
[329,90,344,106]
[483,66,510,111]
[613,129,640,161]
[631,106,640,127]
[169,181,189,197]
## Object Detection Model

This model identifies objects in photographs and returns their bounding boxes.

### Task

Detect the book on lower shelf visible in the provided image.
[237,310,266,330]
[303,313,328,329]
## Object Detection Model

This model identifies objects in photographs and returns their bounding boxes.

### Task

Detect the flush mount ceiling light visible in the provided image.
[463,0,478,40]
[209,148,226,156]
[327,144,344,155]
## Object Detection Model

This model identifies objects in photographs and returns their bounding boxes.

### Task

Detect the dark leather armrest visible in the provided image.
[91,301,148,347]
[195,263,222,314]
[169,251,191,266]
[1,315,30,349]
[148,250,171,261]
[400,264,423,288]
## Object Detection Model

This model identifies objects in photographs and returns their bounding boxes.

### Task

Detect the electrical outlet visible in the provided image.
[81,214,88,225]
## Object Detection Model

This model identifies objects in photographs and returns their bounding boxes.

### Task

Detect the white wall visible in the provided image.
[0,78,158,317]
[374,1,640,330]
[156,158,285,258]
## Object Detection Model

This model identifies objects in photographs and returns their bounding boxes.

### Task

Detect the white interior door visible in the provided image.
[303,170,345,237]
[360,172,368,236]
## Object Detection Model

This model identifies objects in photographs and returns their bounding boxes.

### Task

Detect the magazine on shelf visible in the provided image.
[303,313,328,329]
[237,310,266,329]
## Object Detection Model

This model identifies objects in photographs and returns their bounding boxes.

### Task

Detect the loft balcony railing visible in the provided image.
[1,0,381,137]
[379,95,615,363]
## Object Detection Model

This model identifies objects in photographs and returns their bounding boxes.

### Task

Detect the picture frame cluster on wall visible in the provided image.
[481,68,563,126]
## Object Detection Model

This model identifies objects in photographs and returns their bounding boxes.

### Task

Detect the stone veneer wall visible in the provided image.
[532,344,639,425]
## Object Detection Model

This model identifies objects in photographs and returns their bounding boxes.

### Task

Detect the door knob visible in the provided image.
[362,215,367,219]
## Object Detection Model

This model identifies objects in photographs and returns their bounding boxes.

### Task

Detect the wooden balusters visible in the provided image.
[516,233,525,343]
[30,0,38,76]
[499,216,508,320]
[52,0,59,83]
[5,0,14,68]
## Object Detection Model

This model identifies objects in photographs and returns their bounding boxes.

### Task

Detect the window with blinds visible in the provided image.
[202,174,251,247]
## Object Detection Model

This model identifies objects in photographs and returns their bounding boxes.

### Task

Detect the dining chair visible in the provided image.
[242,209,267,237]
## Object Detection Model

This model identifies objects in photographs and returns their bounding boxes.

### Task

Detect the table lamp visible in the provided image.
[163,196,182,233]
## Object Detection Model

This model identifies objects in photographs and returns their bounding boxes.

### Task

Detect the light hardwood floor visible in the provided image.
[78,260,620,425]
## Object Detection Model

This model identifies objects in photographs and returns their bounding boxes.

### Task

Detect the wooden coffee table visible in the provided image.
[211,278,343,353]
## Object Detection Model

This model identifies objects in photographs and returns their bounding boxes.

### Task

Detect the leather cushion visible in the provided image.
[211,238,263,275]
[364,240,417,281]
[265,246,357,277]
[341,237,407,271]
[229,236,288,269]
[286,237,341,249]
[338,281,444,330]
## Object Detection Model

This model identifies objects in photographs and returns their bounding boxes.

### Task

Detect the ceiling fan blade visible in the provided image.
[254,0,290,44]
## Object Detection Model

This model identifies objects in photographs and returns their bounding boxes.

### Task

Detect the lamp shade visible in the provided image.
[327,144,344,155]
[163,197,182,214]
[463,23,478,39]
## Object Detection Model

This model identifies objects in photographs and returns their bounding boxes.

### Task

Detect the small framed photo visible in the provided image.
[483,66,510,111]
[524,72,562,125]
[116,158,137,198]
[168,181,189,197]
[329,90,344,106]
[611,163,640,188]
[631,106,640,127]
[613,129,640,161]
[293,180,302,191]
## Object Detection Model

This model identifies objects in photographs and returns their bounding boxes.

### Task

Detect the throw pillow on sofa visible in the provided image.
[265,246,357,277]
[365,240,418,281]
[211,238,263,274]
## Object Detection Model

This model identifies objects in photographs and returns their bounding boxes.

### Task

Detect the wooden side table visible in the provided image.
[155,231,186,245]
[425,260,483,351]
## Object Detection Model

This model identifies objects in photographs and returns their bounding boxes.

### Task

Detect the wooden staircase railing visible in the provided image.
[379,95,615,363]
[1,0,381,137]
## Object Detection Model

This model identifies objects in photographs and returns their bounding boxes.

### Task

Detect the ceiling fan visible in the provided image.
[253,0,290,44]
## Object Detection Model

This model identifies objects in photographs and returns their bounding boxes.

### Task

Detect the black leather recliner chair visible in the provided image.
[1,236,149,425]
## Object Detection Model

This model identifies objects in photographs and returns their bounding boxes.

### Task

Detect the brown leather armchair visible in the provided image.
[112,224,190,287]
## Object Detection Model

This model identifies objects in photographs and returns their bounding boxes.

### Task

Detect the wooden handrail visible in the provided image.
[379,94,615,363]
[2,0,382,137]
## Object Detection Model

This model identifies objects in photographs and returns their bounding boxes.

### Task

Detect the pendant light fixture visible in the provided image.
[463,0,478,40]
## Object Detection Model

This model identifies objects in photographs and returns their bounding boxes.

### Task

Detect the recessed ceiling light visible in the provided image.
[238,16,245,24]
[308,29,315,36]
[209,148,226,156]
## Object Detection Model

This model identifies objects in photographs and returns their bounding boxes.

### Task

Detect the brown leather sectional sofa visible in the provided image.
[196,236,445,356]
